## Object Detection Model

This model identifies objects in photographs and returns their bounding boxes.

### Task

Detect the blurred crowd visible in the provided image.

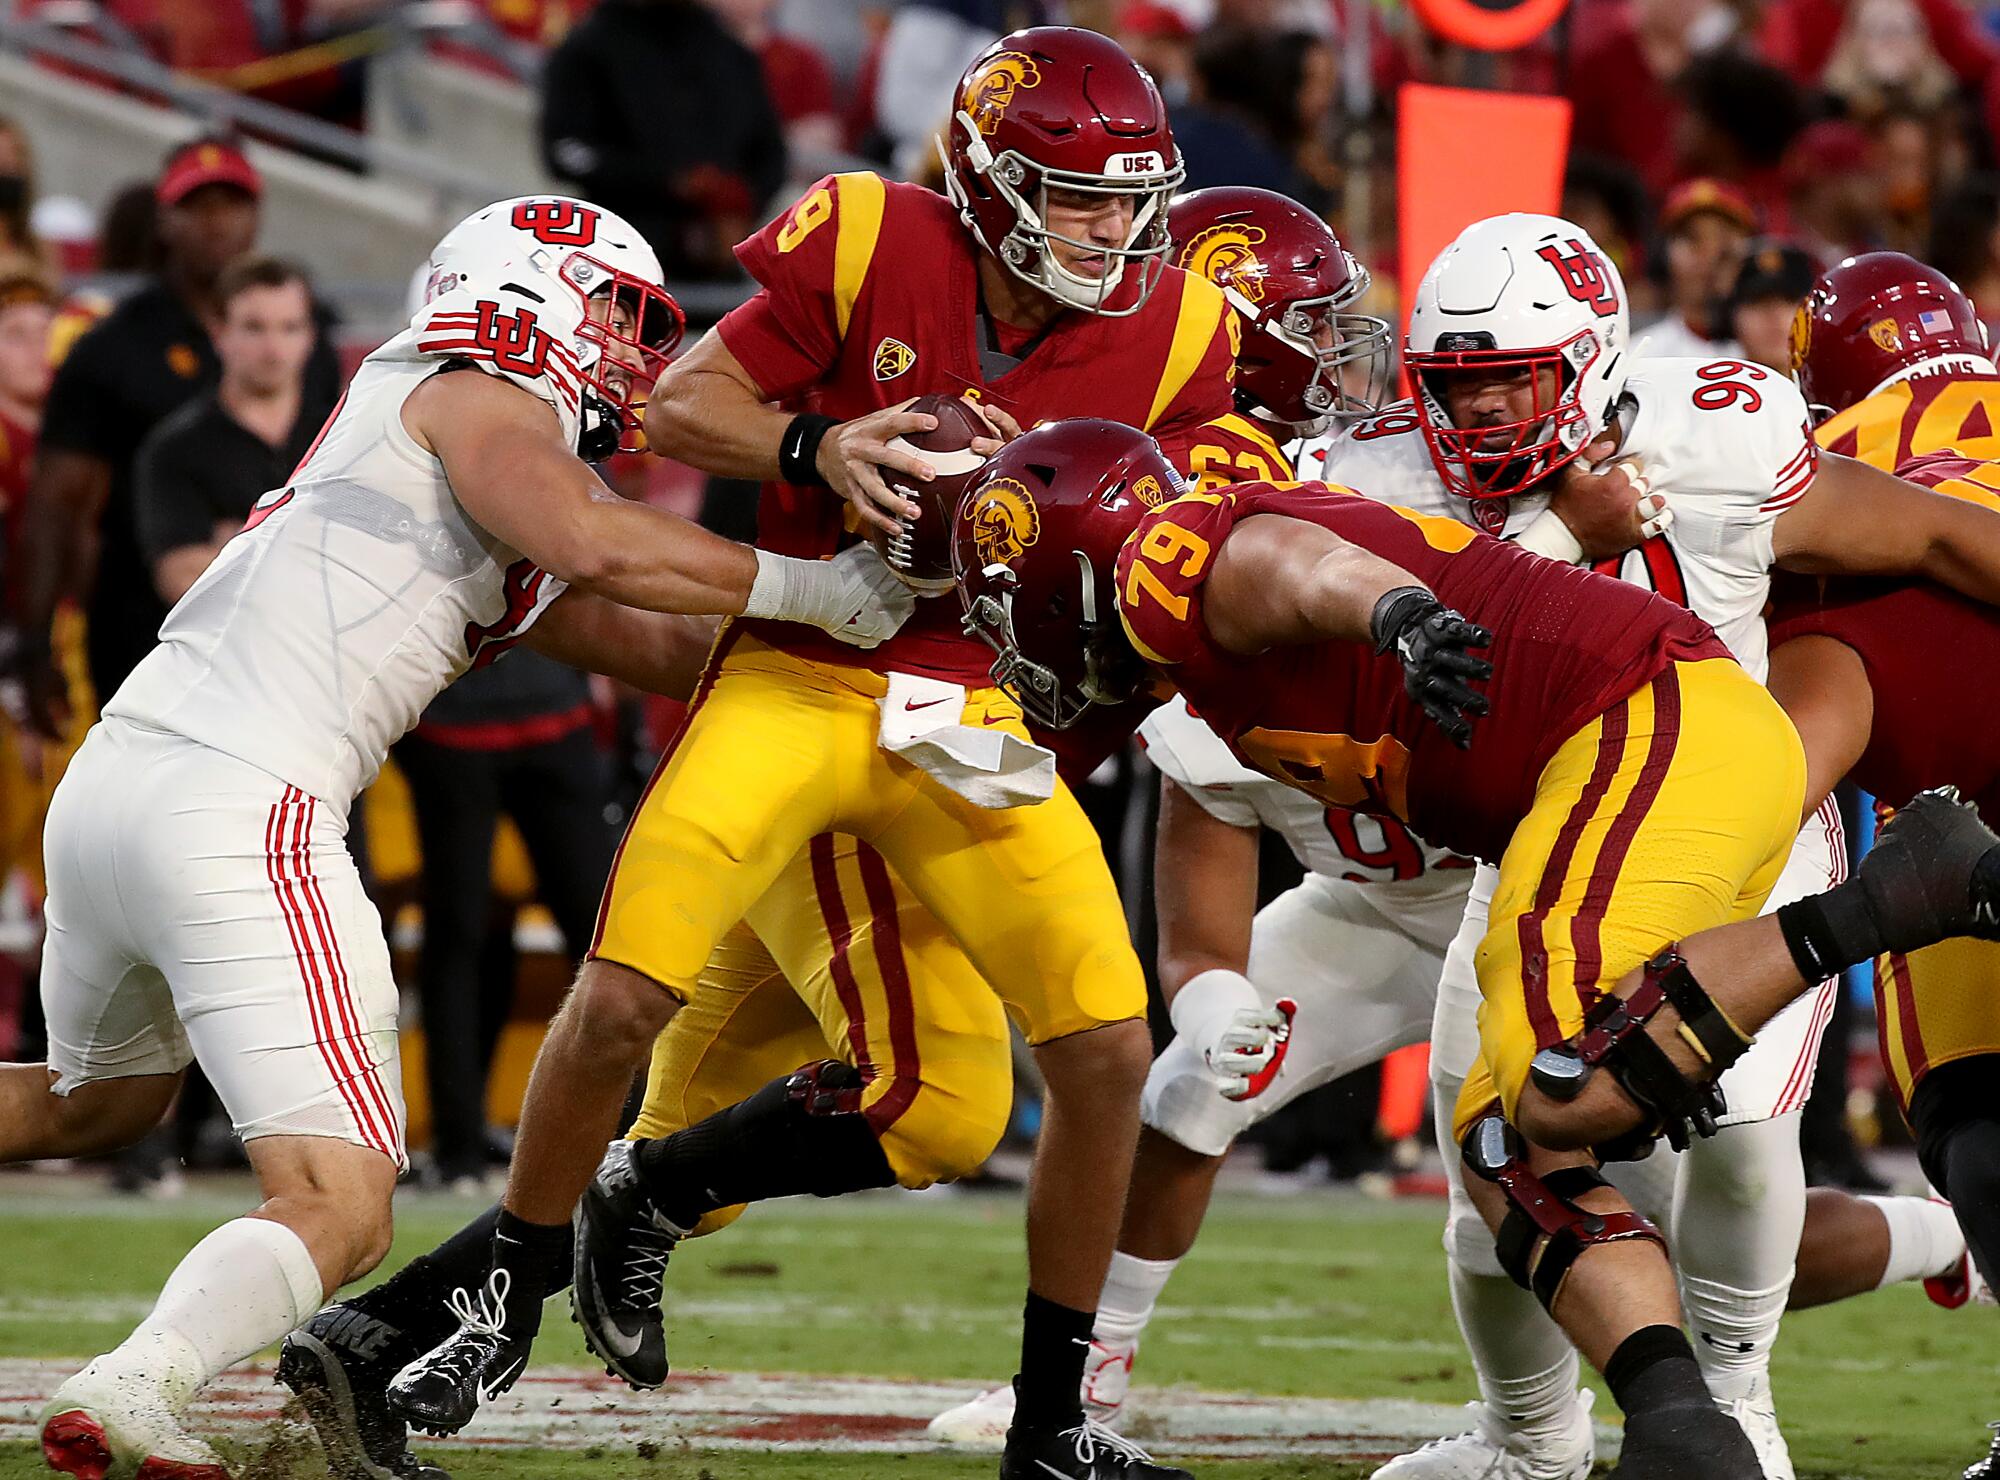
[1,0,1974,1191]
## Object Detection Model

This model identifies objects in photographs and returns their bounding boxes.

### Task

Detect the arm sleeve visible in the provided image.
[716,172,878,400]
[132,424,217,563]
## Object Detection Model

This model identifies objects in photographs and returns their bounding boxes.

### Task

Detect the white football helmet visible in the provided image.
[418,196,684,458]
[1404,213,1630,500]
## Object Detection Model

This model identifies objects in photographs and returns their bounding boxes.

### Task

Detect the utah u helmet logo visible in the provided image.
[964,51,1042,136]
[1177,224,1270,304]
[1535,241,1619,315]
[511,200,600,248]
[969,477,1041,565]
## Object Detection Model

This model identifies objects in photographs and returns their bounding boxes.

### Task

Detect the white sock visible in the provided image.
[1673,1115,1805,1402]
[99,1217,323,1410]
[1863,1194,1969,1286]
[1448,1258,1579,1435]
[1093,1251,1178,1347]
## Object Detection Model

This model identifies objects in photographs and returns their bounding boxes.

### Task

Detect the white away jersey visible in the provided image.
[1305,359,1818,679]
[105,300,576,808]
[1140,695,1475,892]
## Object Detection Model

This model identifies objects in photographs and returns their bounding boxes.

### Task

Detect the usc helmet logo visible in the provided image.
[964,52,1042,136]
[969,477,1041,565]
[1177,223,1270,303]
[1787,304,1812,371]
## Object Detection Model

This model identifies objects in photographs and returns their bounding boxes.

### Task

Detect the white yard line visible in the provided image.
[0,1361,1622,1460]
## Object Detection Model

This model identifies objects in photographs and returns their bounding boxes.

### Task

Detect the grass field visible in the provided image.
[0,1173,1989,1478]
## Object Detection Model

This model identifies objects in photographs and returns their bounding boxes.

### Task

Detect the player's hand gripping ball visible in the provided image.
[883,394,1003,593]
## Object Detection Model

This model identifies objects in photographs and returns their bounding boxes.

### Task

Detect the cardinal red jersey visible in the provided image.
[1768,449,2000,821]
[1815,370,2000,471]
[717,171,1238,682]
[1115,482,1730,863]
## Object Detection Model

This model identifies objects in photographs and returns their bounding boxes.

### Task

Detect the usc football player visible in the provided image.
[1772,251,2000,1480]
[384,28,1233,1480]
[953,417,2000,1479]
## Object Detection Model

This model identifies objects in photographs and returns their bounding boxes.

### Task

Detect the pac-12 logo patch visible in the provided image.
[1535,241,1619,315]
[969,477,1041,565]
[963,51,1042,136]
[1868,317,1903,352]
[1473,496,1510,535]
[873,338,916,381]
[1177,223,1269,303]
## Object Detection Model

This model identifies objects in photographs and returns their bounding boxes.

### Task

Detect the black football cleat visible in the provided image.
[1607,1403,1762,1479]
[384,1273,533,1437]
[570,1140,687,1388]
[279,1304,450,1480]
[1000,1414,1195,1479]
[1964,1422,2000,1479]
[1861,788,2000,950]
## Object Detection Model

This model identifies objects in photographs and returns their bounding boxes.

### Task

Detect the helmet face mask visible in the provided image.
[1411,330,1602,500]
[944,29,1186,318]
[1405,214,1629,502]
[952,419,1181,729]
[555,249,685,459]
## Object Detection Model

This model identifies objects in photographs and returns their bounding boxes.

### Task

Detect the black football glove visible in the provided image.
[1370,587,1493,750]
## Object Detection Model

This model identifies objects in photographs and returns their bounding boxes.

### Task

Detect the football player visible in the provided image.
[383,30,1236,1480]
[953,415,2000,1479]
[1775,250,2000,1477]
[0,196,916,1480]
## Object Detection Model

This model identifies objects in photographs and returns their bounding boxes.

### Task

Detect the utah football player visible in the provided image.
[1777,251,2000,1478]
[385,29,1235,1480]
[0,195,914,1480]
[954,416,2000,1479]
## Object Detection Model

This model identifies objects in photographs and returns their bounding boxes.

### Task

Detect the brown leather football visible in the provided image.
[884,394,996,593]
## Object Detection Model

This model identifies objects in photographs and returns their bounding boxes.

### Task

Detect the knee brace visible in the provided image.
[1462,1115,1667,1312]
[1528,947,1751,1154]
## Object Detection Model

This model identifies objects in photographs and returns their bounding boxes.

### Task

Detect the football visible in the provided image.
[883,393,997,593]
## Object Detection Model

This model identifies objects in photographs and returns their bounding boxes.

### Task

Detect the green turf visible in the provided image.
[0,1177,1988,1478]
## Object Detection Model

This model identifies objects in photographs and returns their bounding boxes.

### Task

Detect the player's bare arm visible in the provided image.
[1772,451,2000,600]
[1765,633,1875,820]
[1204,512,1493,746]
[645,332,1002,536]
[523,592,719,700]
[9,447,109,738]
[1153,775,1289,1097]
[406,366,910,646]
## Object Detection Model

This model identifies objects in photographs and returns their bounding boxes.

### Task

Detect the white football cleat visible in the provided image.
[39,1358,229,1479]
[927,1384,1015,1449]
[1721,1376,1795,1480]
[926,1340,1140,1450]
[1370,1389,1595,1479]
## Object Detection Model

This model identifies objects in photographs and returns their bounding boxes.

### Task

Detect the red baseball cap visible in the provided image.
[1660,177,1757,236]
[157,138,262,207]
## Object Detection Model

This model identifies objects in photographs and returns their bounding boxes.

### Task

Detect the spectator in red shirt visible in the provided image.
[1565,0,1733,198]
[1784,119,1884,263]
[0,275,54,568]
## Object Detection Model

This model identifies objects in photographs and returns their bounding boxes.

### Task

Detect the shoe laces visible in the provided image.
[1063,1417,1157,1470]
[422,1271,513,1386]
[615,1220,677,1309]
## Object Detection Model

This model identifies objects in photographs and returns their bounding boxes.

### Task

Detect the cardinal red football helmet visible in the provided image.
[1791,251,1994,416]
[943,27,1184,316]
[954,419,1184,728]
[1169,186,1391,433]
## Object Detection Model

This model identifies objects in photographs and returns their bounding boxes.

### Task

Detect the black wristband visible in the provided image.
[779,413,839,487]
[1370,586,1435,653]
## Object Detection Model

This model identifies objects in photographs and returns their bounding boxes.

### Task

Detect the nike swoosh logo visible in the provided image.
[589,1277,643,1358]
[476,1357,526,1405]
[904,696,954,712]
